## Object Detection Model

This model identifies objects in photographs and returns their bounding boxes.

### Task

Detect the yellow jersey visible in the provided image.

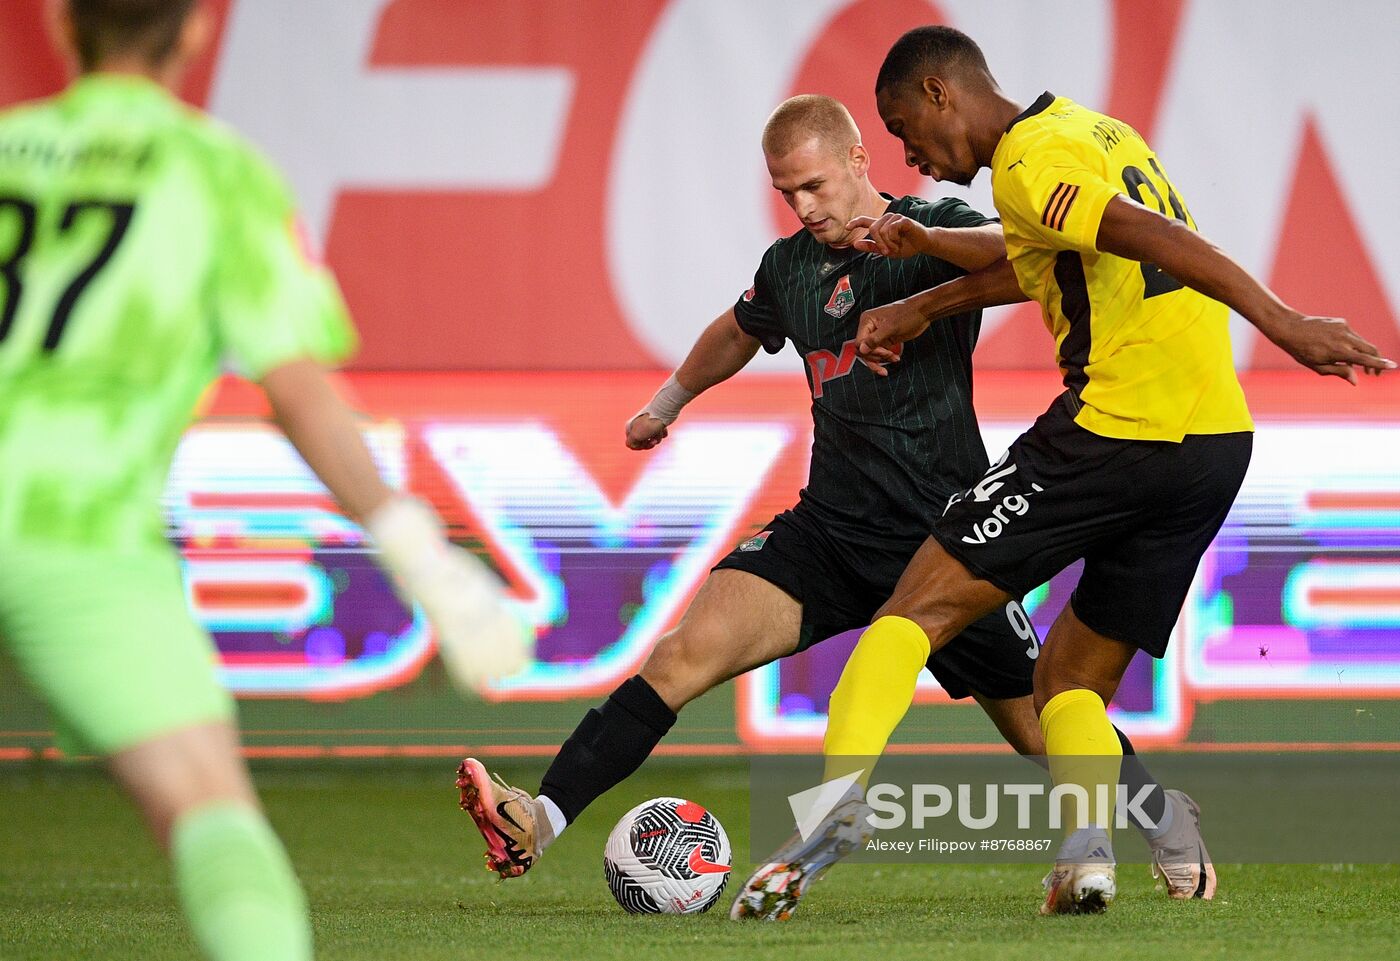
[990,93,1253,441]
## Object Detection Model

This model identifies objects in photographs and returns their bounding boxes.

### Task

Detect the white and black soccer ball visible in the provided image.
[604,797,731,914]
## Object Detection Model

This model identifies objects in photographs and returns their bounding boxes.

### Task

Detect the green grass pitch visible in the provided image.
[3,758,1397,960]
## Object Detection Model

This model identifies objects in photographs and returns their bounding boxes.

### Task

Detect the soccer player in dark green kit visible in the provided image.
[456,95,1205,918]
[0,3,527,958]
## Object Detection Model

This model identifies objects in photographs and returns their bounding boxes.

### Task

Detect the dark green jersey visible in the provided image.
[733,194,993,547]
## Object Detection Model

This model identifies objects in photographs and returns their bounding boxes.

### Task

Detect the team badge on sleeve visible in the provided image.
[742,285,756,302]
[823,275,855,318]
[738,530,772,552]
[1041,182,1079,231]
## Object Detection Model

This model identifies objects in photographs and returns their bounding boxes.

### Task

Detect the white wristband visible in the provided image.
[641,373,697,426]
[364,496,449,585]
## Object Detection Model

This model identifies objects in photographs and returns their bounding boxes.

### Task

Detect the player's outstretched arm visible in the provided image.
[848,214,1006,272]
[260,357,395,523]
[626,308,761,449]
[855,258,1029,376]
[261,357,531,686]
[1095,196,1395,384]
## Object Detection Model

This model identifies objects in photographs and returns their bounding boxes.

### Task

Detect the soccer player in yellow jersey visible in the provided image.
[796,26,1393,917]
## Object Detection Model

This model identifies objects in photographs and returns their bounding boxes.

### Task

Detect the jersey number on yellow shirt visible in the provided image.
[1120,157,1189,299]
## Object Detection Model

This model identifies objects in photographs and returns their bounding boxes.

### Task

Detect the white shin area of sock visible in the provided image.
[537,795,569,850]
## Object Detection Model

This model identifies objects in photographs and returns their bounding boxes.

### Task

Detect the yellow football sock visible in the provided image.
[822,615,931,789]
[1040,688,1122,835]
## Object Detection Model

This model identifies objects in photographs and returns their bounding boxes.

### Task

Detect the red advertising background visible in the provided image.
[3,0,1396,372]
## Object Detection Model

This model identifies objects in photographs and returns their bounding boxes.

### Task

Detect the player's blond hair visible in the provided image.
[761,95,862,160]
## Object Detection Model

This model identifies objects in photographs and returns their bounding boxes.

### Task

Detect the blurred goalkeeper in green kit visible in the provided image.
[0,3,529,959]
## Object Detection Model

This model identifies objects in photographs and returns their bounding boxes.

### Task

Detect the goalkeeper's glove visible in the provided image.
[366,496,532,689]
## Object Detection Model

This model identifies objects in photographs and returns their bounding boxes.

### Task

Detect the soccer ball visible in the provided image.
[604,797,731,914]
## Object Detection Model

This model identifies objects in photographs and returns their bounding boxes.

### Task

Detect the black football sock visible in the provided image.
[539,674,678,825]
[1114,725,1168,835]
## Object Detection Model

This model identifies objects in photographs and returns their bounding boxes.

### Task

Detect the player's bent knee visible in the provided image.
[1032,655,1080,715]
[870,597,958,649]
[639,628,727,710]
[1032,652,1114,716]
[108,721,259,847]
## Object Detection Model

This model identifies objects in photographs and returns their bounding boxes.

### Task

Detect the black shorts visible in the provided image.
[931,392,1253,658]
[713,508,1038,700]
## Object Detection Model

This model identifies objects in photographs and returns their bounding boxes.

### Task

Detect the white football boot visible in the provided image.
[730,796,873,921]
[1148,789,1217,900]
[1041,828,1116,915]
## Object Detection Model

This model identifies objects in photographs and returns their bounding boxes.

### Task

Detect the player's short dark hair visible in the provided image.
[68,0,197,72]
[875,26,993,96]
